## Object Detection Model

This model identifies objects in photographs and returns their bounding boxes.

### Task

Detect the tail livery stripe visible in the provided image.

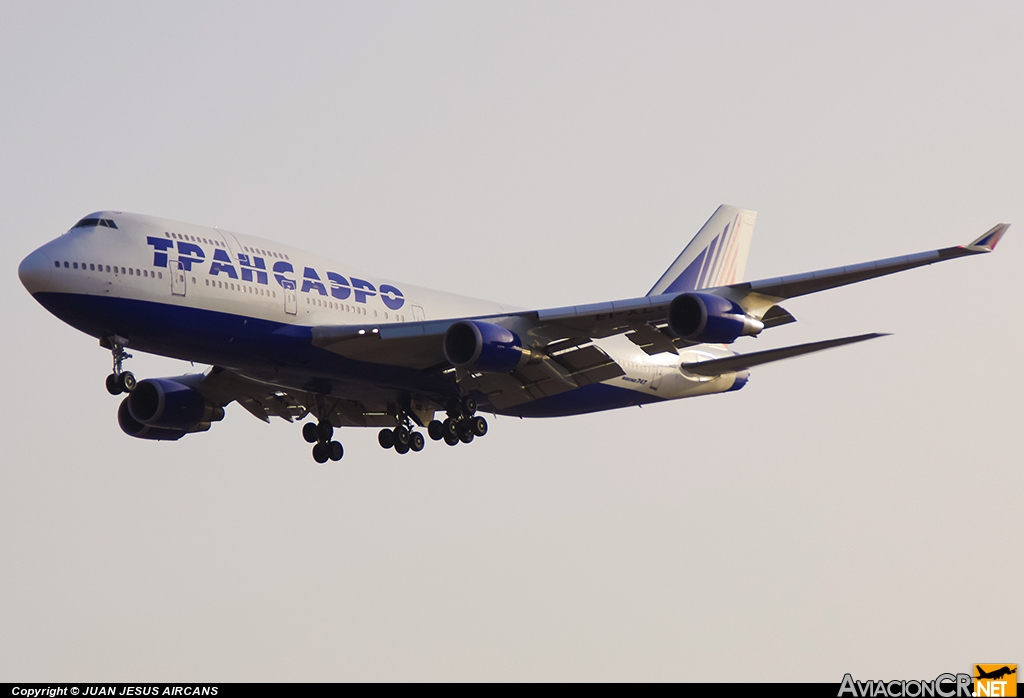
[648,205,756,296]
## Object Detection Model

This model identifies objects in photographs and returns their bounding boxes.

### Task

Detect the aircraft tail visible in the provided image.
[648,205,756,296]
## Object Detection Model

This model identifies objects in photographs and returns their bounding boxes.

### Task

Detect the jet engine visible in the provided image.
[118,377,225,440]
[443,320,529,373]
[668,292,764,344]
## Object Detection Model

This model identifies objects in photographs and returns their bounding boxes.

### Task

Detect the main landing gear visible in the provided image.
[104,338,136,395]
[302,419,344,463]
[428,396,488,448]
[378,413,426,456]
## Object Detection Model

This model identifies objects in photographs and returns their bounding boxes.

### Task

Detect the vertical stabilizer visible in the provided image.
[647,205,756,296]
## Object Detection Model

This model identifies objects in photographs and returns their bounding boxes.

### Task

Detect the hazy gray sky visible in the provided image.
[1,1,1021,682]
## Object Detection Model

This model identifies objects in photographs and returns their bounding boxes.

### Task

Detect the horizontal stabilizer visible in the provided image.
[680,333,888,376]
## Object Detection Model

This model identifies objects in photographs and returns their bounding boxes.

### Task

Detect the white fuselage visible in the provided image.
[19,211,742,415]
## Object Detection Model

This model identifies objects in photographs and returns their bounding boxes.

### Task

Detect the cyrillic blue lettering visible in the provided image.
[239,254,268,284]
[176,241,206,271]
[273,261,295,288]
[302,267,327,295]
[209,248,238,278]
[350,277,376,303]
[379,283,405,310]
[326,271,351,300]
[146,237,173,267]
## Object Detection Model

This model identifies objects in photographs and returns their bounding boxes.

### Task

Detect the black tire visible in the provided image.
[328,441,344,461]
[470,416,488,437]
[445,398,461,417]
[105,373,122,395]
[394,426,411,446]
[410,432,425,452]
[394,440,410,455]
[316,421,334,442]
[378,428,394,449]
[461,395,477,416]
[459,430,474,444]
[444,432,459,446]
[312,443,329,463]
[442,418,458,438]
[118,371,136,393]
[302,422,319,443]
[427,420,444,441]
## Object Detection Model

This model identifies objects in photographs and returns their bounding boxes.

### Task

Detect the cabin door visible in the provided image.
[170,258,186,296]
[283,280,297,315]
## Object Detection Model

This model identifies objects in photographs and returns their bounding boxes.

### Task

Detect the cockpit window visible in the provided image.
[72,217,118,230]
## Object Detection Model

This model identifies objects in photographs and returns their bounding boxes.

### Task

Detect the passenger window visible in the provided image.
[54,261,59,268]
[64,261,69,268]
[73,263,78,269]
[129,268,133,275]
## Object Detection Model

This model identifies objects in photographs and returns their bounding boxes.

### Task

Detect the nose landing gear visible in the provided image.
[103,337,136,395]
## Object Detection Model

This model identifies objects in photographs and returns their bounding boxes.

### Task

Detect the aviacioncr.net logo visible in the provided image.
[839,673,973,697]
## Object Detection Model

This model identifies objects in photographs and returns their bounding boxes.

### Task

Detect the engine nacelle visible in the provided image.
[443,321,528,373]
[126,377,225,432]
[668,293,764,344]
[117,399,188,441]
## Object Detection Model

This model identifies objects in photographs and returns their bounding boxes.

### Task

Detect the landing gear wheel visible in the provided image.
[394,426,411,447]
[427,420,444,441]
[445,398,461,417]
[442,418,458,439]
[459,431,474,444]
[312,442,329,463]
[470,416,488,437]
[302,422,320,444]
[316,421,334,442]
[410,432,425,452]
[118,371,136,393]
[394,440,410,455]
[444,432,459,446]
[378,428,395,449]
[461,396,477,416]
[105,373,123,395]
[328,441,344,461]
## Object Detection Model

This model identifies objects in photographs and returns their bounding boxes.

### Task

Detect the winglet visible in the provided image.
[966,223,1010,252]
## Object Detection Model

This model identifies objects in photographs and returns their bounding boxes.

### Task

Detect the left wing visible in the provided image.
[194,367,397,427]
[307,223,1006,407]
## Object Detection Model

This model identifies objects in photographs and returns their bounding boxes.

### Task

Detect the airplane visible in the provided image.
[17,205,1009,462]
[975,666,1017,681]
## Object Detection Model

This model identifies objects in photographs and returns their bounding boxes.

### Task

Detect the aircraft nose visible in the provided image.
[18,246,54,294]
